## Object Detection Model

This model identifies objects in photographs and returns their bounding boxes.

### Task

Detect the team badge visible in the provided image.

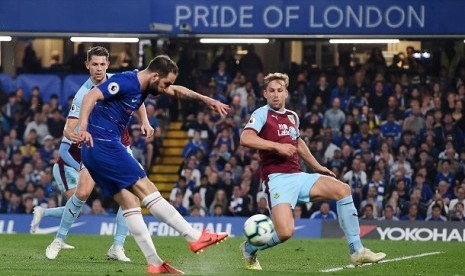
[108,82,120,95]
[289,126,298,140]
[287,114,295,125]
[248,117,256,125]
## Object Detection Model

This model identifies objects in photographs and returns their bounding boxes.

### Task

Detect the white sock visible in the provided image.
[143,191,201,242]
[122,207,163,266]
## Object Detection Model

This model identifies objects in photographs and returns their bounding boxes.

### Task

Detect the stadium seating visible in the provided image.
[0,73,14,93]
[15,74,61,103]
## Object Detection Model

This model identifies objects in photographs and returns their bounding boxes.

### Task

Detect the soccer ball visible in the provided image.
[243,214,274,246]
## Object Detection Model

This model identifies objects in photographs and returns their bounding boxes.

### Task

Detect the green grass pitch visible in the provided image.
[0,234,462,275]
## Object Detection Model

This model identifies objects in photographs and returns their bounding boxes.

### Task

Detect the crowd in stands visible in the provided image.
[1,43,465,224]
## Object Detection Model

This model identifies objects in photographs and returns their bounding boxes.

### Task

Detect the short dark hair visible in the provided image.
[86,46,109,61]
[146,55,179,78]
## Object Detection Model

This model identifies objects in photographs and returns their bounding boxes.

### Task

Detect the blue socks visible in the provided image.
[245,230,282,255]
[56,195,85,240]
[113,207,129,246]
[337,195,363,254]
[44,207,65,218]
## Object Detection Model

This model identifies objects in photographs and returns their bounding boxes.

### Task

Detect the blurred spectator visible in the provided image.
[182,130,208,159]
[378,205,399,221]
[67,43,87,73]
[209,189,228,215]
[23,113,49,144]
[330,76,350,111]
[211,204,225,217]
[449,186,465,213]
[90,199,107,215]
[169,176,191,209]
[172,192,188,217]
[293,204,303,219]
[239,45,263,83]
[47,108,66,139]
[434,160,456,188]
[360,204,376,220]
[308,75,330,108]
[117,43,136,69]
[229,73,248,108]
[2,191,24,213]
[228,185,250,216]
[400,203,424,221]
[181,157,201,188]
[38,135,55,164]
[425,204,447,222]
[189,193,208,217]
[323,98,345,135]
[211,60,232,94]
[22,42,42,72]
[380,96,404,123]
[310,202,337,220]
[343,157,367,208]
[255,197,270,216]
[192,175,215,211]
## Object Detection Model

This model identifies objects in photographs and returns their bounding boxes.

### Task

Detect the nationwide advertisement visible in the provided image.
[0,214,322,238]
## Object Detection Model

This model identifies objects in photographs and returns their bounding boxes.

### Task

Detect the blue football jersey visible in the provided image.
[88,71,143,142]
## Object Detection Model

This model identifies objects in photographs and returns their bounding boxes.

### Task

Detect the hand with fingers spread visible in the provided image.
[275,143,297,158]
[317,166,337,178]
[140,123,155,138]
[205,98,230,117]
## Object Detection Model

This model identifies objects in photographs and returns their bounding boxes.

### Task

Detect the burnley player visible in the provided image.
[239,73,386,270]
[77,55,229,274]
[38,47,151,262]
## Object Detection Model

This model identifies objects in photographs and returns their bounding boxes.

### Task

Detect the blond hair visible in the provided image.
[264,73,289,89]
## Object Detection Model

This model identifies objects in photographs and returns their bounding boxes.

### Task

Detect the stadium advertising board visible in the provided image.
[0,215,322,238]
[322,220,465,242]
[0,0,464,36]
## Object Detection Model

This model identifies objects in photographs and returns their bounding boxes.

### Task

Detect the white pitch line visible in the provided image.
[320,251,444,273]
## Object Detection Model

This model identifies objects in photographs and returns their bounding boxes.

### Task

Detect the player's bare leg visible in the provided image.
[310,175,386,265]
[130,177,227,254]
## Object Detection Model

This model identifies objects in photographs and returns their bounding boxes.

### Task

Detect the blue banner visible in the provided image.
[0,214,322,238]
[0,0,464,36]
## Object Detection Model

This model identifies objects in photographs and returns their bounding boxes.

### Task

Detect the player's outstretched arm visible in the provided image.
[164,85,230,117]
[296,138,335,177]
[241,129,296,157]
[78,88,104,147]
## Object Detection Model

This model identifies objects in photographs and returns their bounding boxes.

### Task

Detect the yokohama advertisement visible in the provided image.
[322,220,465,242]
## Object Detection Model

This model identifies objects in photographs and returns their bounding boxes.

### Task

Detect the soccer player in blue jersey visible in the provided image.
[239,73,386,270]
[34,47,151,262]
[77,55,229,274]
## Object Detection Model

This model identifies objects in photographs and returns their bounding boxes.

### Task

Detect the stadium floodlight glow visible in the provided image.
[70,37,139,43]
[200,38,269,44]
[0,36,12,42]
[329,39,400,44]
